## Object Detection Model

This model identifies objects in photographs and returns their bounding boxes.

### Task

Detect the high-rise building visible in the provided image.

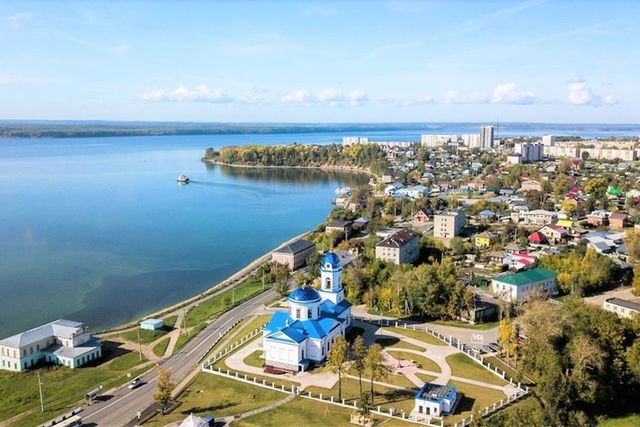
[420,134,458,147]
[342,136,369,145]
[479,126,495,150]
[515,143,543,162]
[460,134,480,147]
[542,134,556,146]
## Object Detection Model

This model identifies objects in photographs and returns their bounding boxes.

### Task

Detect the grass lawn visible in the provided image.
[446,353,507,386]
[244,350,264,369]
[163,315,179,328]
[415,373,438,384]
[429,320,499,330]
[306,377,416,414]
[374,337,426,352]
[118,326,173,345]
[383,326,446,347]
[483,356,533,385]
[446,380,507,425]
[185,276,267,328]
[143,373,286,426]
[386,351,441,373]
[346,365,416,389]
[598,413,640,426]
[174,324,206,352]
[153,337,171,358]
[487,396,543,424]
[2,350,148,425]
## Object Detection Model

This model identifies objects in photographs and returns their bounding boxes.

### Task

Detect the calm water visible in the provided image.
[0,124,638,336]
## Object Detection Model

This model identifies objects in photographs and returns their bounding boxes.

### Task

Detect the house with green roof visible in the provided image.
[492,268,558,302]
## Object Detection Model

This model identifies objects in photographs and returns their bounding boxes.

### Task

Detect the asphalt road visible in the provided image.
[81,289,276,426]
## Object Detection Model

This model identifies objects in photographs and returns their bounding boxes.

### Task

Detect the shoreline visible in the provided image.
[202,159,376,177]
[99,228,313,334]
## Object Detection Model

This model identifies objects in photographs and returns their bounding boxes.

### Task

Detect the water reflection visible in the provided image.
[207,163,370,187]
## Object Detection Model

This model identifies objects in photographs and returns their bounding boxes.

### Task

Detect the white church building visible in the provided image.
[262,252,352,372]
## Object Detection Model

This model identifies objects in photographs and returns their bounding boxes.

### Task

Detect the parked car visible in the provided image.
[128,377,143,389]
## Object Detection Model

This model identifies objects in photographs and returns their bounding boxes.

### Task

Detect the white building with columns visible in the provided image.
[262,252,352,372]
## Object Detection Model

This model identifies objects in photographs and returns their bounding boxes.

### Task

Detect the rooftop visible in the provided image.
[0,319,87,349]
[416,383,457,403]
[273,239,315,255]
[376,229,418,249]
[493,268,557,287]
[605,298,640,312]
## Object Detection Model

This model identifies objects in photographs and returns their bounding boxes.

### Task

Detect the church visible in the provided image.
[262,252,352,372]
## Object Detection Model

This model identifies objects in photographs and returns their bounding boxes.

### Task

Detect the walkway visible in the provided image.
[223,338,339,390]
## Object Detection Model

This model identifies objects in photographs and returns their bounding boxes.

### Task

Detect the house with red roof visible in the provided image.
[528,232,548,245]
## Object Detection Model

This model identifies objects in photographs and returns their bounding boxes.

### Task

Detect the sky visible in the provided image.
[1,0,639,123]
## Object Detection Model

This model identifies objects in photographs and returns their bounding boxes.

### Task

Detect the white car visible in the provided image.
[128,377,143,389]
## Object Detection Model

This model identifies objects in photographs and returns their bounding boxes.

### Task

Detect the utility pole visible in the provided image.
[37,372,44,413]
[137,329,142,361]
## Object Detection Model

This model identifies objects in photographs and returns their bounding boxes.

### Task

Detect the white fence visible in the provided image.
[202,327,263,369]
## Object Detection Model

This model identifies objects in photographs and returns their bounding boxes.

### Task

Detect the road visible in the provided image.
[81,289,276,426]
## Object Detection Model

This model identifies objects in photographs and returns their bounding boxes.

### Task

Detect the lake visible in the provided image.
[0,123,638,336]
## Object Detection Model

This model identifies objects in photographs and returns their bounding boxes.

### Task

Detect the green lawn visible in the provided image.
[415,372,437,384]
[185,276,267,328]
[306,377,416,414]
[383,326,447,346]
[174,324,206,352]
[599,414,640,426]
[153,337,171,358]
[118,326,173,344]
[244,350,264,369]
[143,372,286,426]
[374,337,426,352]
[235,396,417,427]
[483,356,533,385]
[429,320,499,330]
[446,380,507,425]
[346,365,416,389]
[163,315,179,328]
[446,353,507,386]
[2,350,148,425]
[386,350,441,373]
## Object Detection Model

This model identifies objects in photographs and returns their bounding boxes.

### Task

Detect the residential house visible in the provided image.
[352,217,369,230]
[528,232,548,245]
[475,232,494,248]
[412,208,432,225]
[538,224,568,243]
[325,220,352,238]
[478,210,497,221]
[272,239,316,270]
[603,298,640,319]
[512,209,557,225]
[434,209,465,238]
[587,210,609,227]
[520,180,542,192]
[492,268,558,302]
[375,229,420,265]
[609,212,627,229]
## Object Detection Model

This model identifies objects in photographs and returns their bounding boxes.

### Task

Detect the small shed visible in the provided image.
[140,318,163,331]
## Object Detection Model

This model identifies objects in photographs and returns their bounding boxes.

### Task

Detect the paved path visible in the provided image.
[223,338,339,390]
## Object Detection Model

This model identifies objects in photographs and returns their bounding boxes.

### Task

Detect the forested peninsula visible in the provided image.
[203,143,391,176]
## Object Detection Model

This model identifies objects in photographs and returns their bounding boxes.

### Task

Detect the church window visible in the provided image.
[295,308,301,318]
[325,278,331,289]
[307,309,312,318]
[317,307,321,316]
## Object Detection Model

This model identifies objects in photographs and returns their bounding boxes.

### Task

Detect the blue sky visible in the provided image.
[1,0,639,123]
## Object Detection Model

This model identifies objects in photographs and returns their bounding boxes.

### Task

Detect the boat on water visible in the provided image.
[176,175,190,183]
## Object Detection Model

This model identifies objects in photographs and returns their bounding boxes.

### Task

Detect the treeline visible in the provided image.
[506,300,640,426]
[203,144,391,176]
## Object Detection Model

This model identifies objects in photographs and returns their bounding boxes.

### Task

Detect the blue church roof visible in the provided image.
[321,252,341,269]
[263,310,346,342]
[288,287,321,303]
[320,299,352,317]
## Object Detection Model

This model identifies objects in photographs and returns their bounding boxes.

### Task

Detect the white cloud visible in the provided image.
[141,85,242,104]
[491,83,536,104]
[443,90,490,105]
[281,89,312,105]
[568,79,617,106]
[395,95,434,106]
[5,12,32,28]
[281,88,369,107]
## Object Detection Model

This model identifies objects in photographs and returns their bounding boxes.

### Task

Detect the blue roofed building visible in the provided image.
[262,252,352,372]
[413,382,458,419]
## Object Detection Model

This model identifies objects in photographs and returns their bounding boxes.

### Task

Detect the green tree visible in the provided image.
[154,367,174,414]
[326,335,348,402]
[365,343,388,402]
[351,335,367,399]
